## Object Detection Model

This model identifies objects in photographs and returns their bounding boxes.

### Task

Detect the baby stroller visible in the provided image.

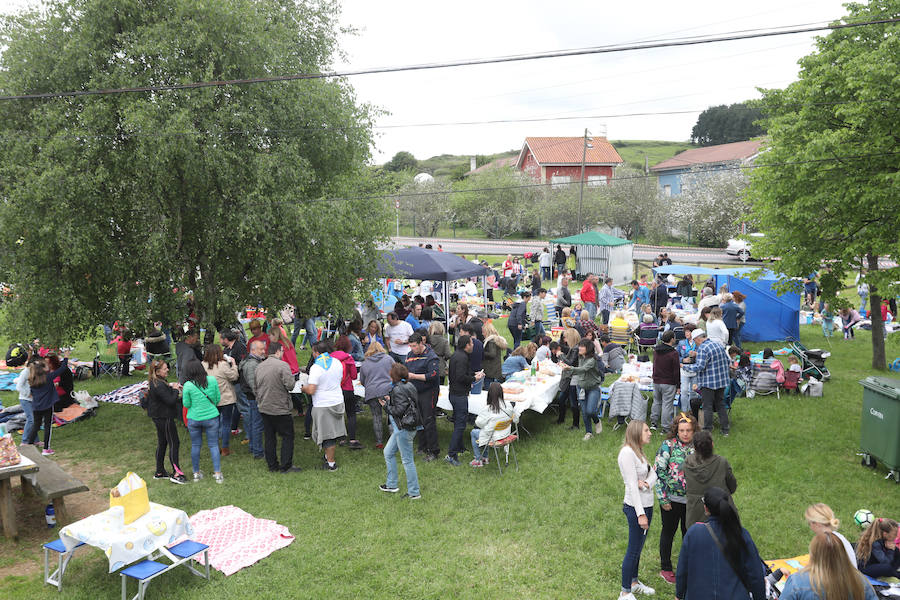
[787,341,830,381]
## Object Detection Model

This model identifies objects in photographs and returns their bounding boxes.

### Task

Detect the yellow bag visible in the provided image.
[109,472,150,524]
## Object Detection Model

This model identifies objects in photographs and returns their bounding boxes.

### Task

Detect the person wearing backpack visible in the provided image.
[145,359,186,484]
[560,339,605,441]
[379,363,422,499]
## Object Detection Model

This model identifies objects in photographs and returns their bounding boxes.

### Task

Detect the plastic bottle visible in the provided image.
[45,504,56,528]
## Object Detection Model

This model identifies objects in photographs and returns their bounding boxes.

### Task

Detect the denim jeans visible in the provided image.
[384,418,420,496]
[19,398,34,443]
[244,393,264,457]
[584,301,597,320]
[622,503,653,591]
[470,428,485,461]
[448,394,469,459]
[470,378,484,395]
[217,404,236,449]
[232,383,249,431]
[187,417,221,473]
[292,317,319,348]
[578,386,600,434]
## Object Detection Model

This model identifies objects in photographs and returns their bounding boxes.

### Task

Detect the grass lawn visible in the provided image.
[0,324,898,598]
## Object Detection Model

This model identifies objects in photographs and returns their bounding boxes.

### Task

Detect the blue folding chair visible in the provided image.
[43,538,84,591]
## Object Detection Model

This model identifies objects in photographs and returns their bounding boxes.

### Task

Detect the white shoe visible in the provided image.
[632,580,655,595]
[583,432,592,441]
[594,420,602,434]
[618,593,638,600]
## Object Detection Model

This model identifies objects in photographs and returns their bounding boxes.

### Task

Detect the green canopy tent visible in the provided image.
[550,232,634,284]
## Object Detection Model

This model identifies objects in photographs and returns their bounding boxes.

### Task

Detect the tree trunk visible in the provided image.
[866,253,886,370]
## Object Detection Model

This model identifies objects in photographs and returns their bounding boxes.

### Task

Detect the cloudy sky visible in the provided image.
[1,0,852,163]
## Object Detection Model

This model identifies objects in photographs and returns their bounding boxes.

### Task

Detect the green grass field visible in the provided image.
[0,323,897,598]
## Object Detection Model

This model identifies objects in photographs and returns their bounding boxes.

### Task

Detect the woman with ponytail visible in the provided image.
[675,486,765,600]
[781,531,877,600]
[855,517,900,579]
[804,503,856,567]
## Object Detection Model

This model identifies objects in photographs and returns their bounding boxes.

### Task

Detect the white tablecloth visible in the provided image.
[60,502,193,572]
[620,362,655,392]
[291,374,366,398]
[436,372,561,416]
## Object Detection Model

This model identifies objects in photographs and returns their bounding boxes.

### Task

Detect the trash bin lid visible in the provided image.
[860,376,900,399]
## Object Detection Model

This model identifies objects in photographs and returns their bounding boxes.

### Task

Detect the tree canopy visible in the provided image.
[690,102,764,146]
[747,0,900,369]
[383,151,419,172]
[0,0,388,344]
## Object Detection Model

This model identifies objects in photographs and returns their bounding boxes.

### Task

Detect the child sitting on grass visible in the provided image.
[856,517,900,579]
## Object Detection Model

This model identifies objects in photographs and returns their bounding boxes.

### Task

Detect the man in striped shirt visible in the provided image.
[680,329,731,436]
[597,277,625,325]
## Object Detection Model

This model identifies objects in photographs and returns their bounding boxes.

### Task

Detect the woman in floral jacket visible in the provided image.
[654,412,698,584]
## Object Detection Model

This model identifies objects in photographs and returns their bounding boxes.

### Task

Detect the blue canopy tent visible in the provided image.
[653,265,801,342]
[377,247,490,333]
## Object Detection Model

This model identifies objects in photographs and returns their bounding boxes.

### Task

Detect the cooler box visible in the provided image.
[859,376,900,482]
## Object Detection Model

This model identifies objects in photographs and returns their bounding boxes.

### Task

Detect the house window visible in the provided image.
[587,175,608,187]
[550,175,571,189]
[663,184,672,197]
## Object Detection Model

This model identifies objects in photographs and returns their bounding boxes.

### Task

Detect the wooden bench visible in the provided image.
[18,445,89,526]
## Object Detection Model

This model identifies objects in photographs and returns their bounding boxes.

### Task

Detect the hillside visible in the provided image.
[411,140,692,178]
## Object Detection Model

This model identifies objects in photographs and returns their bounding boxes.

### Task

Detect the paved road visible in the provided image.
[392,236,764,266]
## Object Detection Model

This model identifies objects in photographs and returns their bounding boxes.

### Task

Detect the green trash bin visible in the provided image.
[859,376,900,483]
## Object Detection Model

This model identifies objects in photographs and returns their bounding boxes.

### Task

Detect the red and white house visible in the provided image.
[515,137,624,187]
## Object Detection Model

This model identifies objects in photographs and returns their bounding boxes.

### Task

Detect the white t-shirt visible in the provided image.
[385,320,414,357]
[832,530,857,568]
[308,356,344,408]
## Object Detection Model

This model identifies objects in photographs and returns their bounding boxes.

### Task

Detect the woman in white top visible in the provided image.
[469,383,518,468]
[202,344,239,456]
[805,503,857,567]
[14,350,36,445]
[705,306,729,346]
[617,420,657,600]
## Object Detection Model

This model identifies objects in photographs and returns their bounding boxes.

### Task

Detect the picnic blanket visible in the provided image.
[749,347,793,363]
[0,371,18,392]
[52,403,94,426]
[187,505,294,576]
[93,381,149,405]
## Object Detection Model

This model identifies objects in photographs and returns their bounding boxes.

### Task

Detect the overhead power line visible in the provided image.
[1,17,897,101]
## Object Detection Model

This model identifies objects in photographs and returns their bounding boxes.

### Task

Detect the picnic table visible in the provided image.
[436,370,562,417]
[0,453,38,538]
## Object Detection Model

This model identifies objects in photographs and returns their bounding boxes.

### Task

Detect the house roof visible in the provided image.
[650,140,763,173]
[550,231,632,247]
[467,156,517,175]
[516,137,623,168]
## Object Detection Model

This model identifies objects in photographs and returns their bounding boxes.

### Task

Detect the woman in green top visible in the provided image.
[181,359,223,483]
[561,339,604,441]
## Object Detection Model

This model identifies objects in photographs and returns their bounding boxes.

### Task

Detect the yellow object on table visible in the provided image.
[109,472,150,525]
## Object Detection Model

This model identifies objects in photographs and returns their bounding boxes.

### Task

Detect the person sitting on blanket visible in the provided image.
[469,382,518,468]
[781,531,878,600]
[803,503,856,567]
[856,517,900,579]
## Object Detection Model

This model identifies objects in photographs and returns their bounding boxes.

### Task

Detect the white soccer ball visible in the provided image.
[853,509,874,528]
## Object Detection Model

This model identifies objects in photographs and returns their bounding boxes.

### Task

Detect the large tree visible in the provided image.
[674,165,750,247]
[747,0,900,369]
[691,102,764,146]
[0,0,387,344]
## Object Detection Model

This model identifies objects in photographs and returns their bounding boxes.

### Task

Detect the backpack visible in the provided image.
[74,365,92,381]
[139,387,150,411]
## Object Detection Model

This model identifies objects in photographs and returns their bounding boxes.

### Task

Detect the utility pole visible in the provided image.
[577,128,588,233]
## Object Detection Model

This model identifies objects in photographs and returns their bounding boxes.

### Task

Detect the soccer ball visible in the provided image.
[854,509,874,528]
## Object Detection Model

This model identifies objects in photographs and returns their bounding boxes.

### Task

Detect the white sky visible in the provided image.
[1,0,852,163]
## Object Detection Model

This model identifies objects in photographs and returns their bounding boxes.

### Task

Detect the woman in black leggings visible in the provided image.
[146,360,186,484]
[25,350,71,455]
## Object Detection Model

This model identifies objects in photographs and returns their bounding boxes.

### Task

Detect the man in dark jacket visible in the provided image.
[446,335,483,466]
[254,343,300,473]
[238,339,266,460]
[599,335,626,373]
[650,331,681,431]
[175,330,202,385]
[719,294,745,348]
[461,323,484,394]
[507,291,531,350]
[650,280,669,317]
[405,333,440,461]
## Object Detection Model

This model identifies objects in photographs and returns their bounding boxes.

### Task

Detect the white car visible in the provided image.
[725,232,765,260]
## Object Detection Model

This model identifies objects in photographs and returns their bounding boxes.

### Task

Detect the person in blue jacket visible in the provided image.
[780,531,878,600]
[719,293,745,348]
[24,349,70,455]
[675,486,765,600]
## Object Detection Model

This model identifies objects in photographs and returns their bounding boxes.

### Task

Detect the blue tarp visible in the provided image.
[654,265,801,342]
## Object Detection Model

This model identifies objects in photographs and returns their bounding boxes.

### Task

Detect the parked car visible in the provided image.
[726,232,765,260]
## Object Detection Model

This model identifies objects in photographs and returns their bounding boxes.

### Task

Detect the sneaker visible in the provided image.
[659,570,676,584]
[42,448,55,456]
[631,580,655,595]
[379,484,400,493]
[193,472,204,482]
[618,594,638,600]
[319,462,338,471]
[650,424,658,431]
[281,466,302,473]
[375,443,384,450]
[423,454,437,462]
[240,439,250,445]
[444,455,461,467]
[583,433,592,441]
[613,422,623,431]
[169,474,187,485]
[348,440,364,450]
[303,434,312,440]
[213,472,224,484]
[153,472,171,480]
[481,456,489,465]
[231,428,242,436]
[338,440,348,447]
[594,420,603,434]
[469,459,484,468]
[402,493,422,500]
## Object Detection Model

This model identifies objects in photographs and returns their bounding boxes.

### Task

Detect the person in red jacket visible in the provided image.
[117,330,134,377]
[650,330,681,431]
[580,273,598,320]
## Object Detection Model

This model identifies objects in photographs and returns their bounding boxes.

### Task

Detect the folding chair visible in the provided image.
[43,538,84,591]
[167,540,210,580]
[635,324,659,354]
[747,363,780,399]
[120,560,169,600]
[90,342,120,378]
[486,419,518,475]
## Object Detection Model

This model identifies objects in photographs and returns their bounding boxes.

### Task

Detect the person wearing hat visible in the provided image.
[247,319,270,354]
[680,329,731,435]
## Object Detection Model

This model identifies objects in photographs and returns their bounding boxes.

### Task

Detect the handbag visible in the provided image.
[109,472,150,524]
[704,522,752,594]
[0,434,21,467]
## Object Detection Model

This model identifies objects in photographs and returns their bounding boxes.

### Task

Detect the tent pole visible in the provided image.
[444,279,450,341]
[482,275,487,314]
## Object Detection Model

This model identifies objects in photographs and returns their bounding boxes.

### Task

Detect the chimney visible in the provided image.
[470,156,477,172]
